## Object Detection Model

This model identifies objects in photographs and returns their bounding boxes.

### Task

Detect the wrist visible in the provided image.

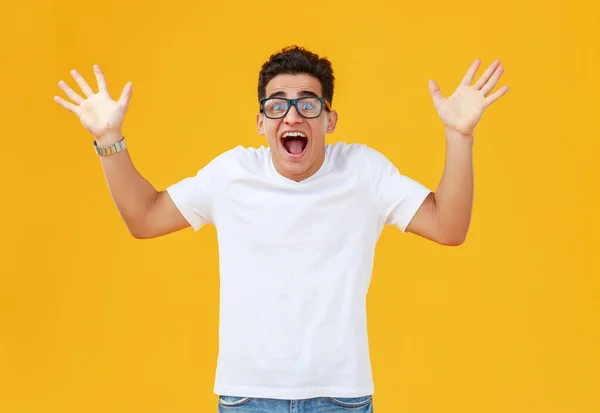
[94,132,124,146]
[93,136,127,156]
[445,128,474,145]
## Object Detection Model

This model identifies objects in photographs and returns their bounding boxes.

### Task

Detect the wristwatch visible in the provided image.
[94,137,127,156]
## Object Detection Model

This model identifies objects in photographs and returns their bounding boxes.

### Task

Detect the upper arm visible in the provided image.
[405,192,455,245]
[134,191,190,239]
[140,149,238,238]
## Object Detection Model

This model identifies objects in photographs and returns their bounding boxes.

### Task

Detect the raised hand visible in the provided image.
[54,65,132,143]
[428,59,509,137]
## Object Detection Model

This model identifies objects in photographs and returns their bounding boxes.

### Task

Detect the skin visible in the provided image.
[405,58,509,245]
[256,74,338,182]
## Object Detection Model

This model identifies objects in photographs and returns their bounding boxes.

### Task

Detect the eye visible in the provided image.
[299,103,313,110]
[273,104,286,110]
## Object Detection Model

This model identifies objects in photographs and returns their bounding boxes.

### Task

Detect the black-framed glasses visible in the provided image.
[259,97,332,119]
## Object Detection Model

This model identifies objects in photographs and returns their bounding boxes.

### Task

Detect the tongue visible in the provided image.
[285,138,306,155]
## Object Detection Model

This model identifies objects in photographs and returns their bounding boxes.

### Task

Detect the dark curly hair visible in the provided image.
[257,45,335,107]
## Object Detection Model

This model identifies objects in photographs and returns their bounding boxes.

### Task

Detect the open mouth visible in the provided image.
[281,132,308,156]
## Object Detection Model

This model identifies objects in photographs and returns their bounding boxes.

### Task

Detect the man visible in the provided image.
[54,45,508,412]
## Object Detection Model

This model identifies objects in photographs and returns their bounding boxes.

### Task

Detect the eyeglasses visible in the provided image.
[259,96,332,119]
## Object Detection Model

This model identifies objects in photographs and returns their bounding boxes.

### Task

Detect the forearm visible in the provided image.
[433,129,474,244]
[97,138,159,237]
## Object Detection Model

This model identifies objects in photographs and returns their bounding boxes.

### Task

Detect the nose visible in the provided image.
[283,103,304,124]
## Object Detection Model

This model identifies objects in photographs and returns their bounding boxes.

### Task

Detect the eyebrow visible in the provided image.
[268,90,320,99]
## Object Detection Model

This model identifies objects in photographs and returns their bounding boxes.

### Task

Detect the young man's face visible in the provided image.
[257,74,338,182]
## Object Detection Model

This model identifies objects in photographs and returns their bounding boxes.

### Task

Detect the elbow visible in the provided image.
[439,232,467,246]
[129,229,145,239]
[437,220,470,246]
[443,237,465,246]
[128,224,153,240]
[130,229,155,240]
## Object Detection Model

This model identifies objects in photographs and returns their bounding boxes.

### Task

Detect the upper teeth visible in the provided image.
[282,132,306,138]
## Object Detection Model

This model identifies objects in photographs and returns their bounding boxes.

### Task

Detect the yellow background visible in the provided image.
[1,0,598,412]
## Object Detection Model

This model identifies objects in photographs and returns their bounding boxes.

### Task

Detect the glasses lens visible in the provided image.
[263,99,289,118]
[296,97,322,118]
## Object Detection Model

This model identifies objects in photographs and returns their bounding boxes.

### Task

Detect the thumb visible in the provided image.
[117,81,133,112]
[428,79,444,109]
[106,82,132,130]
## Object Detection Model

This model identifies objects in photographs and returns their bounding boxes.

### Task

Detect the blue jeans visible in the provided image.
[218,395,374,412]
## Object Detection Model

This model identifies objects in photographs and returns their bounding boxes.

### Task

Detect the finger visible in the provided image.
[109,82,133,126]
[428,79,444,109]
[70,69,95,97]
[474,60,501,90]
[54,95,78,113]
[485,85,509,106]
[481,65,504,96]
[460,58,482,86]
[117,81,133,111]
[93,64,109,94]
[58,80,84,104]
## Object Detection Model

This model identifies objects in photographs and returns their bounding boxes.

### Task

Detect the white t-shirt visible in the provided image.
[166,142,432,400]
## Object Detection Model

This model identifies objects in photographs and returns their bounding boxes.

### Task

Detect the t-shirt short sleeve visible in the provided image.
[165,149,234,231]
[362,145,433,233]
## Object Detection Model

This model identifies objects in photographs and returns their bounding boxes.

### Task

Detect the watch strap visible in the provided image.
[94,137,127,156]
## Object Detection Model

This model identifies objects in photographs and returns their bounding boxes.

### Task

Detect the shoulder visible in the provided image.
[212,144,256,161]
[202,144,273,181]
[231,144,272,170]
[326,141,367,163]
[206,144,270,167]
[327,141,390,169]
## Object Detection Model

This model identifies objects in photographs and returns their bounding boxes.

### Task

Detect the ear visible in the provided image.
[256,113,265,135]
[326,110,338,134]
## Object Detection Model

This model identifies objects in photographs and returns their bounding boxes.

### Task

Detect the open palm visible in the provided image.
[429,59,509,136]
[54,65,132,141]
